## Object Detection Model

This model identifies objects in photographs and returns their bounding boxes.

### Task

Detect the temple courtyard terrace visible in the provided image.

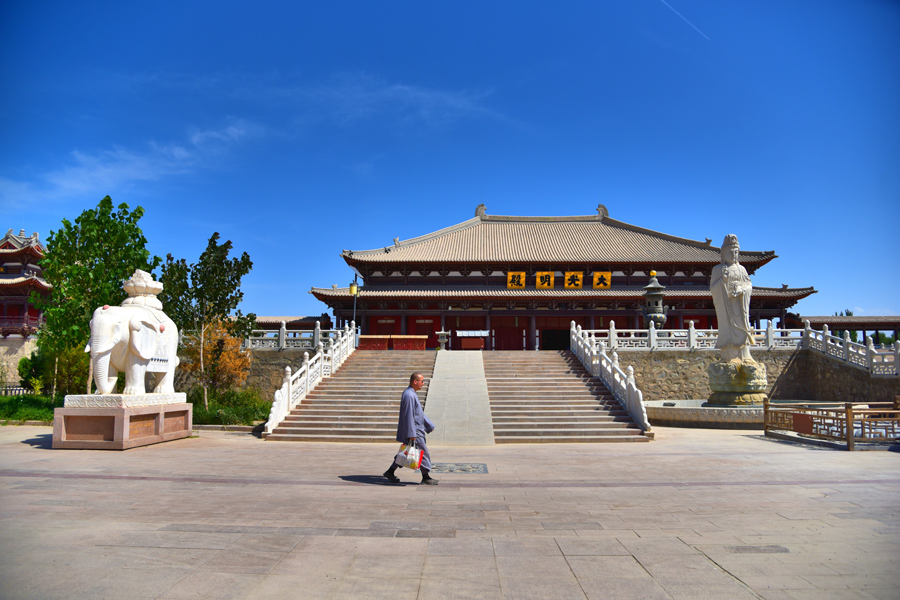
[0,425,897,600]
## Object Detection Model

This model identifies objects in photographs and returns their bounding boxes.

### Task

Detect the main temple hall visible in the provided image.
[311,205,815,350]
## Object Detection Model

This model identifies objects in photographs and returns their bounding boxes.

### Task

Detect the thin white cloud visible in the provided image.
[658,0,710,41]
[0,119,262,207]
[303,74,504,126]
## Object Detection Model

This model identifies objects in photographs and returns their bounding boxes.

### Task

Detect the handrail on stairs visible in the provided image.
[569,321,652,436]
[264,321,357,435]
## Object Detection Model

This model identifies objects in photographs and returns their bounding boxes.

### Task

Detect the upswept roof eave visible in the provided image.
[341,216,483,260]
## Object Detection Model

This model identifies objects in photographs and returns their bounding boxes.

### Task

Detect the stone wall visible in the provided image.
[174,349,311,400]
[619,348,899,403]
[0,338,37,386]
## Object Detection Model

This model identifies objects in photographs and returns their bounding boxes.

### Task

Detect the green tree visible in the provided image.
[159,232,255,408]
[18,349,49,390]
[832,309,857,343]
[30,196,161,392]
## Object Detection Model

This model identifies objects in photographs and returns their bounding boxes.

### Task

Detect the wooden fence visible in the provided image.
[764,398,900,450]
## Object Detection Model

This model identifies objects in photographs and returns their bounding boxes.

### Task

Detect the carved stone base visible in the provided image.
[64,393,186,408]
[707,392,768,406]
[707,361,768,406]
[52,402,192,450]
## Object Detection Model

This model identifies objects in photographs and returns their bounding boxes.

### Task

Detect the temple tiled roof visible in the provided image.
[342,205,776,266]
[311,285,815,301]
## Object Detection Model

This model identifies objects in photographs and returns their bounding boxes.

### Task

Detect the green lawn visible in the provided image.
[0,394,62,423]
[0,388,271,426]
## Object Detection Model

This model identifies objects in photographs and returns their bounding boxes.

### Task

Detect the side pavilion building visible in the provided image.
[311,205,815,350]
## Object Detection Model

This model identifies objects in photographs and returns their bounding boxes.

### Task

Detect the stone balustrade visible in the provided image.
[582,320,804,352]
[264,322,357,434]
[570,322,652,435]
[578,320,897,379]
[245,320,356,352]
[802,321,899,378]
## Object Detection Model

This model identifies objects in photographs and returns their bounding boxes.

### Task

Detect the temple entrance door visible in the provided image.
[540,330,569,350]
[373,317,399,336]
[536,316,585,350]
[407,316,439,348]
[492,316,526,350]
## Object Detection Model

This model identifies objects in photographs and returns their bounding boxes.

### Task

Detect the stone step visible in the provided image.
[266,433,397,443]
[494,434,650,444]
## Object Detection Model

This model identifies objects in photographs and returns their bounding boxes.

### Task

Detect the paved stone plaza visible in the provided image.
[1,425,897,600]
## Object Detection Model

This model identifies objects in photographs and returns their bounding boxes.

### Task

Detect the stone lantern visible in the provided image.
[641,270,668,329]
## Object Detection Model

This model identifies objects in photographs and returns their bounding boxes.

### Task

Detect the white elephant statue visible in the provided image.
[86,304,180,395]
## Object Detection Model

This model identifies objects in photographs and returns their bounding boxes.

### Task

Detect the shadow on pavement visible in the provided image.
[339,474,415,486]
[21,434,53,449]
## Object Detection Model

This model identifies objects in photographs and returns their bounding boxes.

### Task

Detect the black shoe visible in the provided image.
[383,470,400,484]
[421,477,439,485]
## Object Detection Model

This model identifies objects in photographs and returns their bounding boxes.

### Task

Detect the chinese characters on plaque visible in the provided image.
[506,271,613,289]
[593,271,611,289]
[564,272,583,289]
[506,272,526,289]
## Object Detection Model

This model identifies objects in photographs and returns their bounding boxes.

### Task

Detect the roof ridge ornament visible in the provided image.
[393,237,400,247]
[597,204,609,220]
[475,204,486,218]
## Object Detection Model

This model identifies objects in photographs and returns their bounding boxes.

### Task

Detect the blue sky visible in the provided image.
[2,1,898,320]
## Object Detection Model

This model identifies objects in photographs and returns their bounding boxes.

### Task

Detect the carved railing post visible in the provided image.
[283,365,292,408]
[843,331,851,362]
[327,338,335,374]
[313,321,321,349]
[766,320,775,348]
[866,336,875,372]
[350,320,357,348]
[895,342,900,377]
[648,321,657,349]
[802,319,811,349]
[279,321,286,350]
[303,351,310,394]
[688,320,696,349]
[609,320,617,349]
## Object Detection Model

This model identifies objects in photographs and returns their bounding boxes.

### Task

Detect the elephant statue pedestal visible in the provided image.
[53,393,191,450]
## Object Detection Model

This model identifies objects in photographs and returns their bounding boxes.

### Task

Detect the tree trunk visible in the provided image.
[200,325,208,409]
[53,357,58,398]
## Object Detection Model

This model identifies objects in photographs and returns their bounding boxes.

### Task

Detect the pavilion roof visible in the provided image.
[342,205,777,267]
[0,276,51,293]
[0,229,45,253]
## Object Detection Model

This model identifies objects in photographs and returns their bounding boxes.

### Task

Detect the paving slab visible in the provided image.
[0,425,898,599]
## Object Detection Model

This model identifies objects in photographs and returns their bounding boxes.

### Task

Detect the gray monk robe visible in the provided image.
[396,386,435,470]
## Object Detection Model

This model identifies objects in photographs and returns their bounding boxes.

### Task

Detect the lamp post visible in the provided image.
[349,275,359,331]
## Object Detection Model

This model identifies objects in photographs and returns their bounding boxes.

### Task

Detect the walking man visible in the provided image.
[384,372,439,485]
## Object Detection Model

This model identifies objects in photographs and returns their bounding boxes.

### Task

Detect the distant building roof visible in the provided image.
[342,205,777,268]
[253,315,332,331]
[788,314,900,330]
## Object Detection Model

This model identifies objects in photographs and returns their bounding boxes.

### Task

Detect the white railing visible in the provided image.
[264,322,358,434]
[802,322,898,378]
[582,320,804,352]
[570,322,652,434]
[246,320,357,351]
